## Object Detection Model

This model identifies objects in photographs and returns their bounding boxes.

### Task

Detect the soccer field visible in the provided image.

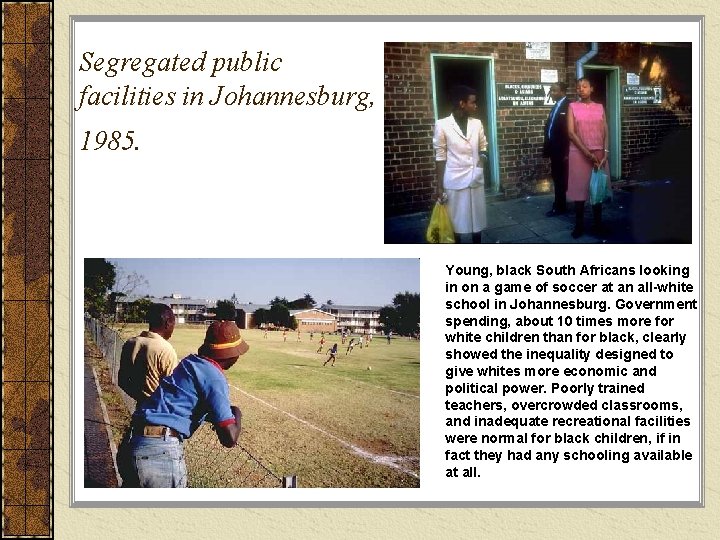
[117,324,420,488]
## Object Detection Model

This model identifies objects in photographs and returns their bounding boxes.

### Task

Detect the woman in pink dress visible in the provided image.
[567,78,610,238]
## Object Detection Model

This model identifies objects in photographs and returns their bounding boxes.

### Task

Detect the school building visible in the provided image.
[115,293,212,323]
[320,304,383,335]
[384,42,692,217]
[235,304,338,332]
[289,308,337,332]
[115,296,383,333]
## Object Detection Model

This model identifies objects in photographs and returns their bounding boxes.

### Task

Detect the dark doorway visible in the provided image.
[583,70,607,107]
[431,55,499,192]
[432,57,489,129]
[583,66,621,179]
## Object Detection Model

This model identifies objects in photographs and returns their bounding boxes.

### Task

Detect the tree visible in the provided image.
[379,291,420,335]
[107,291,126,319]
[123,298,153,323]
[230,293,238,305]
[110,267,148,324]
[84,258,116,318]
[253,308,269,326]
[216,299,237,321]
[288,293,316,310]
[269,303,292,328]
[379,306,399,335]
[393,291,420,335]
[270,296,290,307]
[325,299,334,306]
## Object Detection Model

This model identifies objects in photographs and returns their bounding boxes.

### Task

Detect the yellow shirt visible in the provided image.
[118,330,178,403]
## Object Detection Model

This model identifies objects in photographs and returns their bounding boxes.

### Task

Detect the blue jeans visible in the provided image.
[118,432,187,488]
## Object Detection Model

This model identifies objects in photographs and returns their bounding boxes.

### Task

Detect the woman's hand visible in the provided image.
[437,192,448,205]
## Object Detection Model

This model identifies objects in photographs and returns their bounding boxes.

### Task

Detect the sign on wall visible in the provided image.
[497,83,553,107]
[525,42,550,60]
[623,85,662,105]
[541,69,558,83]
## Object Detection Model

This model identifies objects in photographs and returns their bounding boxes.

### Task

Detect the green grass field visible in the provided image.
[116,325,420,488]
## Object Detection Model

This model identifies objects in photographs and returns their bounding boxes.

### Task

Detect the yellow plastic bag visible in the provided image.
[426,201,455,243]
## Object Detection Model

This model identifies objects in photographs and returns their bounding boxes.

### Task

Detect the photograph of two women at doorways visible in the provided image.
[384,42,693,244]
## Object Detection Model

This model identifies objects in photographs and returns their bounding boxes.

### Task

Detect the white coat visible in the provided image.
[432,114,489,234]
[433,115,488,190]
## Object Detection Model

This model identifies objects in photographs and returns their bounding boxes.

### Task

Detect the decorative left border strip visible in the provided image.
[2,2,53,537]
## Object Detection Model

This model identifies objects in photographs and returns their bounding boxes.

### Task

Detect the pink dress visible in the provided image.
[567,101,610,202]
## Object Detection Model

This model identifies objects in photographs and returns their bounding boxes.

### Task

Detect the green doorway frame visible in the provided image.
[583,64,622,179]
[430,54,500,194]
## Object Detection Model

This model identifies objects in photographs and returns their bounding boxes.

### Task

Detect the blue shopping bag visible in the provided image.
[589,168,611,205]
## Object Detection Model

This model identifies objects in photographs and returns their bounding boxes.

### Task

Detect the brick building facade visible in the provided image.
[384,42,692,216]
[290,308,338,333]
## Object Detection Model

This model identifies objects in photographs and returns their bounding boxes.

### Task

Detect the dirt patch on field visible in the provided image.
[355,437,396,455]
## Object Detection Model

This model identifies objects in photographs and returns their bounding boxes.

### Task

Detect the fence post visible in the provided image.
[282,475,297,488]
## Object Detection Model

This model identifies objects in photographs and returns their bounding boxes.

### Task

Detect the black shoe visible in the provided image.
[571,227,584,239]
[546,207,565,217]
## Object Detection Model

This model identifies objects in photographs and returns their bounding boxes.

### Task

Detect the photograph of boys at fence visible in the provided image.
[384,42,692,244]
[83,258,420,489]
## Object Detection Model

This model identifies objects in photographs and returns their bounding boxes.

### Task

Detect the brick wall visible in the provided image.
[296,320,337,333]
[621,106,691,179]
[384,42,435,217]
[385,42,692,217]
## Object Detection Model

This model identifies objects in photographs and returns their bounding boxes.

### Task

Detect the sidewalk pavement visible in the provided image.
[385,181,690,244]
[84,348,119,488]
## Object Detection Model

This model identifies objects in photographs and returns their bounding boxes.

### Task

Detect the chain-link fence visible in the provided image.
[85,318,294,488]
[184,424,288,488]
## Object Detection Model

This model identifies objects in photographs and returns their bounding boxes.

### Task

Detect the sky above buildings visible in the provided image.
[108,258,419,306]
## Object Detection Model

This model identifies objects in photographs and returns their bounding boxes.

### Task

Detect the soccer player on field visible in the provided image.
[323,343,339,366]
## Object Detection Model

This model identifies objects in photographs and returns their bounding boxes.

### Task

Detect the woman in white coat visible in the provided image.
[433,85,489,243]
